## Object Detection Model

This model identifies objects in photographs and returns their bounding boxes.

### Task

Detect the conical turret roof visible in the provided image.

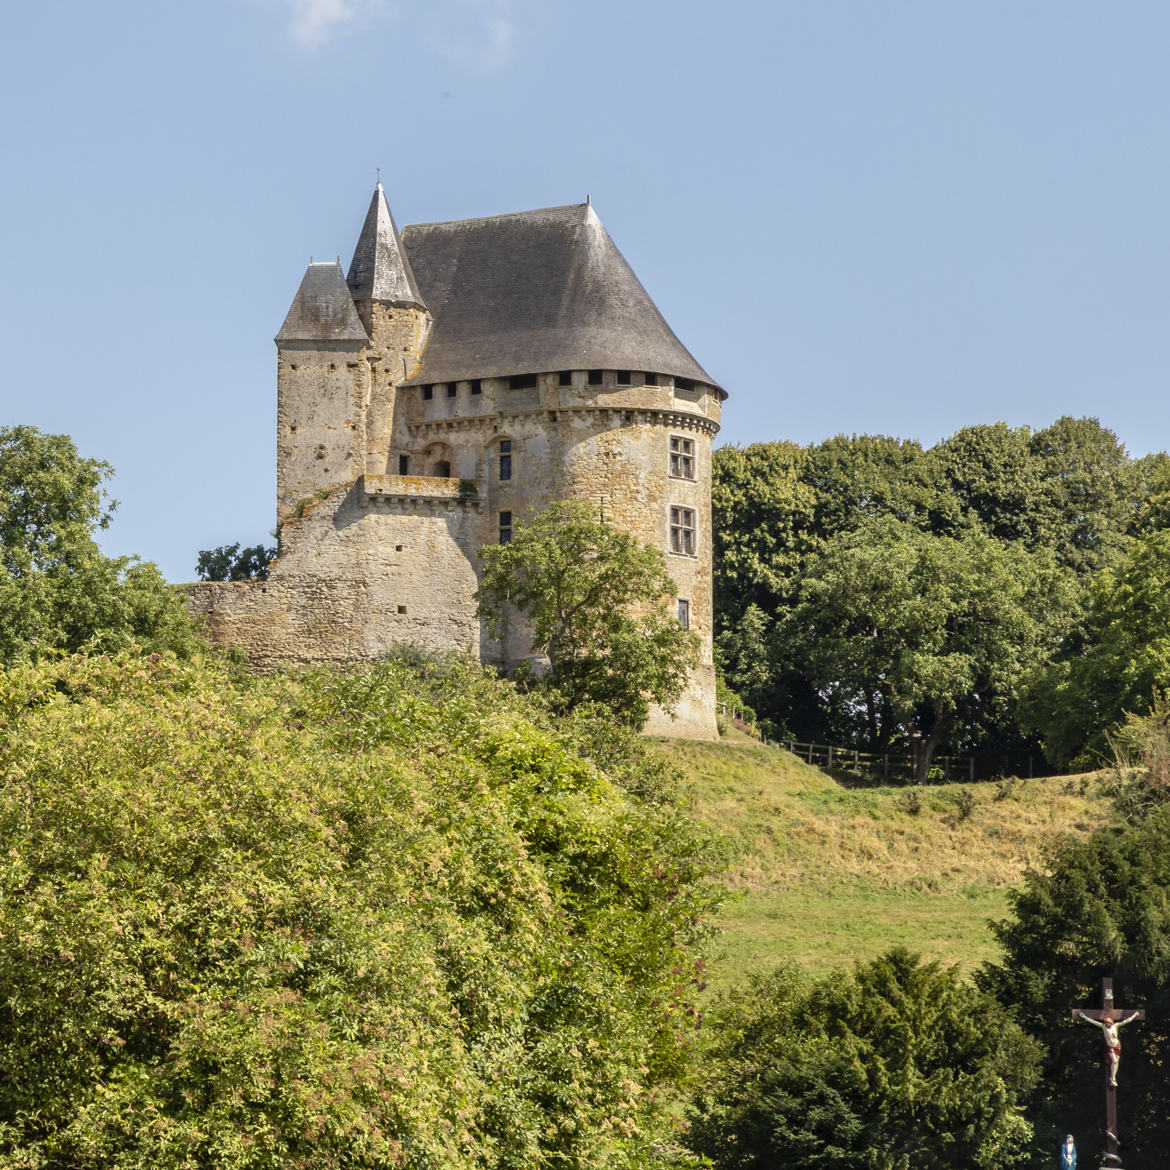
[346,183,427,309]
[398,202,721,392]
[276,261,369,343]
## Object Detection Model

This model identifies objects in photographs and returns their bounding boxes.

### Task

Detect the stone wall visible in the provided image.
[193,346,722,739]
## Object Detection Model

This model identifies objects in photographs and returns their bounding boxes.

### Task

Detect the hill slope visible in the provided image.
[654,734,1117,986]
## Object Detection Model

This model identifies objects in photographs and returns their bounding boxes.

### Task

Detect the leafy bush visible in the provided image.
[0,652,716,1168]
[978,812,1170,1169]
[686,950,1039,1170]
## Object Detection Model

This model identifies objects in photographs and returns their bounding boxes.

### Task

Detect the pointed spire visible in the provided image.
[276,262,368,343]
[346,183,427,309]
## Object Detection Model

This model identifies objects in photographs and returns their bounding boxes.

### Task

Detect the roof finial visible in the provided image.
[586,193,591,205]
[376,167,382,188]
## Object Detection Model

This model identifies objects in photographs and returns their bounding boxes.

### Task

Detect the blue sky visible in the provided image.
[2,1,1168,581]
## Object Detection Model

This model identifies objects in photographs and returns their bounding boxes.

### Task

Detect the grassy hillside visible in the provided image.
[653,733,1118,988]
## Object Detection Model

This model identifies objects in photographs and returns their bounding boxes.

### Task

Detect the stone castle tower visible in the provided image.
[186,184,726,738]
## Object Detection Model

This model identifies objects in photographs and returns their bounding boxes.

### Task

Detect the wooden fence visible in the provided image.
[782,740,975,783]
[715,704,976,782]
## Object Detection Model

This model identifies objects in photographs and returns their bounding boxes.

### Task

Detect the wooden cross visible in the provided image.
[1070,977,1145,1167]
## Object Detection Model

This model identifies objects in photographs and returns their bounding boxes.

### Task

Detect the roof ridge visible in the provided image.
[403,203,590,233]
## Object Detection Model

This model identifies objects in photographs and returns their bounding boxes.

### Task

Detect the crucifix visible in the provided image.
[1069,977,1144,1168]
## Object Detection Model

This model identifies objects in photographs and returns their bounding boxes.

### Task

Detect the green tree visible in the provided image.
[1021,530,1170,767]
[1027,416,1138,575]
[930,422,1048,545]
[476,501,700,727]
[977,813,1170,1170]
[0,651,715,1169]
[0,425,200,662]
[711,442,818,623]
[688,950,1039,1170]
[780,519,1070,778]
[195,541,277,581]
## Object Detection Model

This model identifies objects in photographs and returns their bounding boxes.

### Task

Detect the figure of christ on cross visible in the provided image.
[1070,977,1145,1168]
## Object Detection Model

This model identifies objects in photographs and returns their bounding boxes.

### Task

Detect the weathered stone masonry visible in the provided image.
[183,185,726,739]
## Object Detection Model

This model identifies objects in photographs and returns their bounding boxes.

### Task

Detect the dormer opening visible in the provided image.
[508,373,537,390]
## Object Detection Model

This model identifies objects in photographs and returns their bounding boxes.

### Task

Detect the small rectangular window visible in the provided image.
[445,383,456,398]
[674,376,694,392]
[669,435,696,480]
[644,372,659,386]
[677,599,690,629]
[616,370,632,385]
[398,455,409,475]
[470,379,482,395]
[587,369,604,385]
[558,370,573,386]
[397,605,407,614]
[499,439,512,481]
[499,511,513,544]
[422,385,434,401]
[508,373,537,390]
[669,506,696,556]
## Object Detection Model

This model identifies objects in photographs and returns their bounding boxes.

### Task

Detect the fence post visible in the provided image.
[827,745,833,768]
[807,742,813,764]
[969,757,975,783]
[883,753,889,779]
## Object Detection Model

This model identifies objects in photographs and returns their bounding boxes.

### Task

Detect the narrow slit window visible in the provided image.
[499,511,513,544]
[498,439,512,481]
[669,435,696,480]
[669,506,696,556]
[398,454,409,474]
[677,598,690,629]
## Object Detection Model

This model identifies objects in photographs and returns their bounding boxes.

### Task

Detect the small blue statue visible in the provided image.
[1060,1134,1077,1170]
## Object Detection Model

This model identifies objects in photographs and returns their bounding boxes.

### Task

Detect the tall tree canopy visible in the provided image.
[782,519,1070,779]
[0,425,199,663]
[1021,530,1170,766]
[712,417,1159,768]
[687,950,1039,1170]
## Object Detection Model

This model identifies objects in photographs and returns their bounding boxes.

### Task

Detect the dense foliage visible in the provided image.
[713,418,1167,772]
[0,651,716,1168]
[195,542,277,582]
[477,501,700,727]
[1020,531,1170,766]
[977,814,1170,1170]
[0,426,200,663]
[687,949,1039,1169]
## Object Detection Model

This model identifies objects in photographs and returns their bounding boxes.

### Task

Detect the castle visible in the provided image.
[185,184,725,739]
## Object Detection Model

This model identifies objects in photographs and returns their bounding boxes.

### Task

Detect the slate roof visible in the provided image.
[398,203,722,392]
[346,183,427,309]
[276,262,368,343]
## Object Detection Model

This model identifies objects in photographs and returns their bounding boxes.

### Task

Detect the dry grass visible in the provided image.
[651,736,1118,986]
